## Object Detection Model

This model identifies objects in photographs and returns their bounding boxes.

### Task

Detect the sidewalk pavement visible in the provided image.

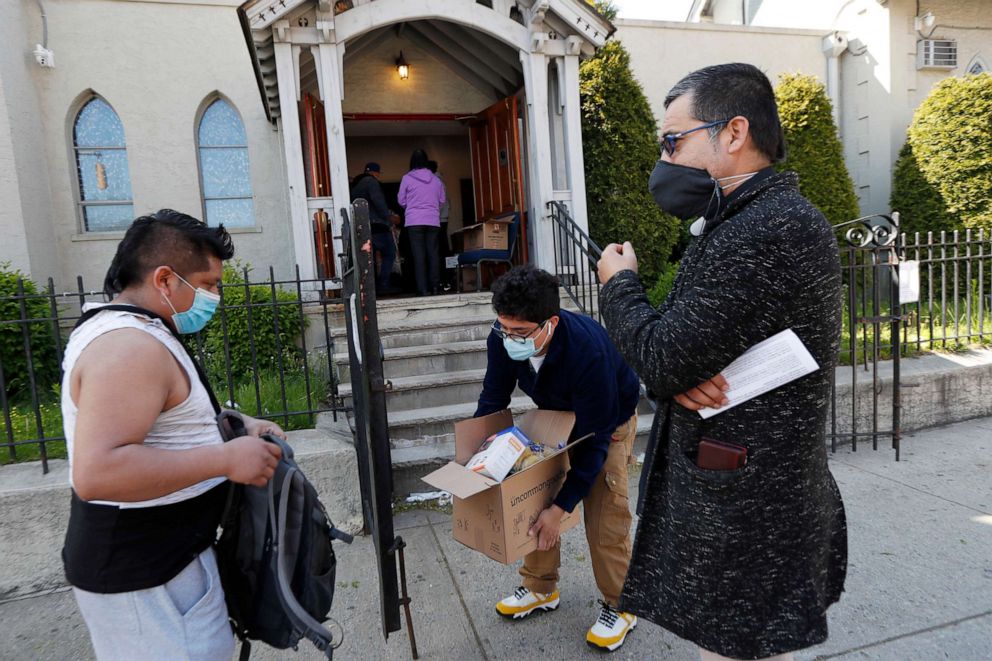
[3,417,990,661]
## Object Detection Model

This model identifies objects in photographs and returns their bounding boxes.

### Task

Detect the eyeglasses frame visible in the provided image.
[491,319,548,344]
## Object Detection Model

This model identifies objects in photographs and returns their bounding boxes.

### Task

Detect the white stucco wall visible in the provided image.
[614,19,828,128]
[907,0,992,109]
[699,0,992,217]
[0,1,59,282]
[10,0,295,290]
[0,59,33,277]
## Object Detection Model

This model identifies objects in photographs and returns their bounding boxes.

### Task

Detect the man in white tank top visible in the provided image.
[63,210,285,660]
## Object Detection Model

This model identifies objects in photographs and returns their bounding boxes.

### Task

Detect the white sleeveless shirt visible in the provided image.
[61,304,225,508]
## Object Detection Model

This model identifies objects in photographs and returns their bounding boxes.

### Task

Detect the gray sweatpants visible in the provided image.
[73,547,235,661]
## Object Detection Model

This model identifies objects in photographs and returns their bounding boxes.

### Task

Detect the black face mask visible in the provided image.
[648,160,722,221]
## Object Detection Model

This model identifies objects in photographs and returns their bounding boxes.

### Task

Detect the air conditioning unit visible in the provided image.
[917,39,957,69]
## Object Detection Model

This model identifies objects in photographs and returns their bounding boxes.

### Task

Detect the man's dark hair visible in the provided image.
[103,209,235,296]
[409,149,429,171]
[427,160,438,174]
[664,63,786,163]
[490,265,560,322]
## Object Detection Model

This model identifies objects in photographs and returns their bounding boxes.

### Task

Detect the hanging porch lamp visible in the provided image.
[396,51,409,80]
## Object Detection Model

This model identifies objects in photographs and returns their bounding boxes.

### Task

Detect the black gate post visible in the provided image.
[340,200,418,657]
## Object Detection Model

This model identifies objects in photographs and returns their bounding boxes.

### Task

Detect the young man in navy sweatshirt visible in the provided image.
[475,265,641,651]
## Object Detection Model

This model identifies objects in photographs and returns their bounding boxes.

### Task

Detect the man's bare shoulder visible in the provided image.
[75,327,174,377]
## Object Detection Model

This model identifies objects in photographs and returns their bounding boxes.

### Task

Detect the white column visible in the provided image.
[520,49,555,271]
[273,40,318,280]
[316,41,350,279]
[560,53,589,236]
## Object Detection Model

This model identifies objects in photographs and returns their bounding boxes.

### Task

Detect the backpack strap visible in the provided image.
[269,465,340,659]
[74,304,222,414]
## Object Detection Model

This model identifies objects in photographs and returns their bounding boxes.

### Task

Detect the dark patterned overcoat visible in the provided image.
[601,172,847,659]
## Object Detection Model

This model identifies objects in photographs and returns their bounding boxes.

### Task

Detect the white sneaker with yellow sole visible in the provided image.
[586,601,637,651]
[495,586,560,619]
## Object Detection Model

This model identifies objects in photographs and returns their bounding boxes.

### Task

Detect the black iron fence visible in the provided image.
[898,228,992,351]
[0,266,346,474]
[831,215,902,458]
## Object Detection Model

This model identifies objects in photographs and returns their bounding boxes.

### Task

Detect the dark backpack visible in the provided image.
[215,408,354,659]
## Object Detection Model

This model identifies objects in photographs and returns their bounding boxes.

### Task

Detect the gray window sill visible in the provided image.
[71,231,126,242]
[71,226,262,241]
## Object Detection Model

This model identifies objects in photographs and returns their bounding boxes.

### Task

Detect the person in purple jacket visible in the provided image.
[398,149,446,296]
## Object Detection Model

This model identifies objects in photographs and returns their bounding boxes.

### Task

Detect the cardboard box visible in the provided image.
[460,218,512,251]
[421,409,590,564]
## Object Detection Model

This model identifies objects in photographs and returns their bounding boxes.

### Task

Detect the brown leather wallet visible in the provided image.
[697,437,747,470]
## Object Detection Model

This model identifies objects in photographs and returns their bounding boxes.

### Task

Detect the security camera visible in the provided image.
[33,44,55,68]
[822,32,848,57]
[914,12,936,33]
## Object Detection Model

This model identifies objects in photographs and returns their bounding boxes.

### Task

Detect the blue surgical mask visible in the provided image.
[164,272,220,334]
[504,336,538,361]
[502,323,550,361]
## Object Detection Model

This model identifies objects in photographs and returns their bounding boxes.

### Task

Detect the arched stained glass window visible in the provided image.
[197,99,255,228]
[73,97,134,232]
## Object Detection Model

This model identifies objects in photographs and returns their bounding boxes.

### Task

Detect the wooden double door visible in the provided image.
[469,96,528,263]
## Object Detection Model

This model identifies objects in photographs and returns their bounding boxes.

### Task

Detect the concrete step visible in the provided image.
[325,290,592,351]
[326,291,497,326]
[384,396,537,445]
[335,339,489,381]
[338,367,500,412]
[330,314,494,350]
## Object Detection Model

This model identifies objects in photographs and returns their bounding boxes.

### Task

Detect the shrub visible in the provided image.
[905,72,992,229]
[647,261,679,308]
[192,264,308,382]
[0,265,61,399]
[580,40,680,283]
[774,73,860,224]
[890,141,956,237]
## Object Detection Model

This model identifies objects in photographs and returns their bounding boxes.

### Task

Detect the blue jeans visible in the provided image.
[371,229,396,290]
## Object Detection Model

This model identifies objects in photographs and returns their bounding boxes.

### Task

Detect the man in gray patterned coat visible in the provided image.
[596,63,847,661]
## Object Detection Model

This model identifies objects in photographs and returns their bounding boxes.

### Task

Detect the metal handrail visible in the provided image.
[547,200,604,323]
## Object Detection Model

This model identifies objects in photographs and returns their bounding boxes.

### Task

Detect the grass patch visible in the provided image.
[1,368,332,465]
[216,367,331,432]
[838,300,992,366]
[0,390,66,465]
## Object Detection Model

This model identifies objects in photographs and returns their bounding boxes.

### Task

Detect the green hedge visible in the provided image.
[580,40,680,283]
[0,265,60,399]
[890,141,956,237]
[774,73,860,224]
[193,264,307,383]
[647,261,679,308]
[902,73,992,229]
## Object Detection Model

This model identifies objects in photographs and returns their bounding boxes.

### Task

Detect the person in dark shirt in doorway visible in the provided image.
[351,162,400,294]
[475,265,640,651]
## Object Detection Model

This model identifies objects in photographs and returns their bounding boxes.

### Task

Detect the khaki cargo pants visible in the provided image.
[518,413,637,606]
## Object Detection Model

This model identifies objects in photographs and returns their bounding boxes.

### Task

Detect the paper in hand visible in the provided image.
[698,329,819,419]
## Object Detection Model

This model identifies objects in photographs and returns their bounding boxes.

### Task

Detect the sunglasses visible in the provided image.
[660,119,730,157]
